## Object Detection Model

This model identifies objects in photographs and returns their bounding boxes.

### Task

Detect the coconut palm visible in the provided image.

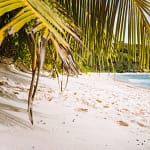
[60,0,150,71]
[0,0,81,124]
[0,0,150,124]
[0,0,81,71]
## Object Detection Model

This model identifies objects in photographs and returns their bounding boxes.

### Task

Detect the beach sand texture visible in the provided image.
[0,63,150,150]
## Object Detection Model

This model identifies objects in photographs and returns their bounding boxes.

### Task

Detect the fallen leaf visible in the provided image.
[122,108,128,112]
[78,108,88,112]
[137,122,147,127]
[104,105,109,108]
[117,120,129,127]
[96,99,102,103]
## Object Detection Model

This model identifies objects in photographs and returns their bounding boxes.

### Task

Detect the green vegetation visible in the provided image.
[0,0,150,124]
[59,0,150,72]
[0,0,150,73]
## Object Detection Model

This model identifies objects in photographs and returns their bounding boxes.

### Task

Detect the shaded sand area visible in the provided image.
[0,63,150,150]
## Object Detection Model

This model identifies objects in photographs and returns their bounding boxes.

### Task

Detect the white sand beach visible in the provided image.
[0,63,150,150]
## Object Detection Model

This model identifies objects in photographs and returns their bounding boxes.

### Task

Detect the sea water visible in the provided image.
[116,73,150,88]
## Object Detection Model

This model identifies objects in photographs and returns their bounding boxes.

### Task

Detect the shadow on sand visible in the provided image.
[0,104,32,128]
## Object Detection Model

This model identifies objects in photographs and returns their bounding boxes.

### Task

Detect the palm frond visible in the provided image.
[0,0,80,73]
[0,0,81,124]
[60,0,150,71]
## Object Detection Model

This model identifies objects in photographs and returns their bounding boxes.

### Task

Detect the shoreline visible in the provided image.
[84,72,150,90]
[112,73,150,90]
[0,64,150,150]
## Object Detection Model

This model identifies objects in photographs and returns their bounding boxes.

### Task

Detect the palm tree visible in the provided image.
[60,0,150,71]
[0,0,81,124]
[0,0,150,123]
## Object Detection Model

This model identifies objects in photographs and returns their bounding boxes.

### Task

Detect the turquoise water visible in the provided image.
[116,74,150,88]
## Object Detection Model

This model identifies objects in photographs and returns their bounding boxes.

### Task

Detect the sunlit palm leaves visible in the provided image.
[0,0,150,123]
[60,0,150,71]
[0,0,80,73]
[0,0,81,124]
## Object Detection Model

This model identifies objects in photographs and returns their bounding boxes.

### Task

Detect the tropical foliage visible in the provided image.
[0,0,80,72]
[60,0,150,71]
[0,0,150,124]
[0,0,81,124]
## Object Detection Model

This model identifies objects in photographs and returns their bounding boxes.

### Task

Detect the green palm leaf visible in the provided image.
[0,0,80,73]
[60,0,150,71]
[0,0,81,124]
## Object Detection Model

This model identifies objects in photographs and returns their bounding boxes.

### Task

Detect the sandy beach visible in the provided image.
[0,63,150,150]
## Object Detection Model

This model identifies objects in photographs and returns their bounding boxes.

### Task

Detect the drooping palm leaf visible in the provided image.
[0,0,150,123]
[0,0,80,73]
[0,0,81,124]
